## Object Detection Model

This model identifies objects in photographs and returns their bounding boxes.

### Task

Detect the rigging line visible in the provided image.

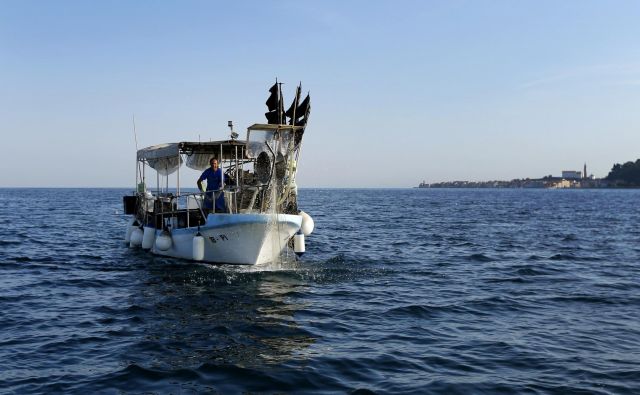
[132,114,139,152]
[133,115,143,188]
[131,114,147,192]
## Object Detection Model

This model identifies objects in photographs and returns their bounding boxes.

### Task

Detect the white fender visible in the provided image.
[155,230,172,251]
[129,227,143,248]
[300,211,314,236]
[141,226,156,250]
[125,218,137,243]
[193,233,205,261]
[293,233,305,256]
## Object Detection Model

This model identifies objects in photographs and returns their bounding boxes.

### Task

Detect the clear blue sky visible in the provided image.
[1,1,639,187]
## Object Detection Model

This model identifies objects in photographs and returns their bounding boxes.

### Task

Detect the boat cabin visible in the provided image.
[124,123,305,232]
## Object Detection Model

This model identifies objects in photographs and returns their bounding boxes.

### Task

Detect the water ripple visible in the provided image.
[1,188,640,393]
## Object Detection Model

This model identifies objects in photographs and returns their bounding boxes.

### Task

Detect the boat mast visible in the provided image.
[278,82,284,125]
[135,157,138,193]
[176,145,180,197]
[219,143,223,177]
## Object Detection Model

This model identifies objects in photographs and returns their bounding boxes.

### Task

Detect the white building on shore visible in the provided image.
[562,170,582,180]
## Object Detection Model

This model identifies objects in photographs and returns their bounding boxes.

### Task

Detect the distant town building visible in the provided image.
[562,170,582,179]
[550,179,572,188]
[418,161,612,189]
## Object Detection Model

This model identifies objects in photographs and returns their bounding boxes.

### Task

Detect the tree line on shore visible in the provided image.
[606,159,640,186]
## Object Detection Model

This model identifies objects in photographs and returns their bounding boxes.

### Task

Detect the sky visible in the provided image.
[1,0,639,187]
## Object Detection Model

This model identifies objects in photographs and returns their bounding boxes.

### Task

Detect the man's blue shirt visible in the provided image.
[199,168,223,191]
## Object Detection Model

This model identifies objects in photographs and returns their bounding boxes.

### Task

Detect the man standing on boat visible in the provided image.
[197,158,225,213]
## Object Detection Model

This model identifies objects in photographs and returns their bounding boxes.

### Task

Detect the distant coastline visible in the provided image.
[419,159,640,189]
[418,178,618,189]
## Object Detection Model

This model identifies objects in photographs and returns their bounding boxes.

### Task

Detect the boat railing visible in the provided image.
[138,184,278,230]
[148,188,240,230]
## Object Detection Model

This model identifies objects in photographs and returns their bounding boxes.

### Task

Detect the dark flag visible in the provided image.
[294,93,310,146]
[285,83,302,124]
[265,110,280,124]
[265,106,286,124]
[294,94,311,126]
[265,82,278,111]
[265,80,286,124]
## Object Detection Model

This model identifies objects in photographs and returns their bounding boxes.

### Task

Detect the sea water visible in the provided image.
[0,188,639,394]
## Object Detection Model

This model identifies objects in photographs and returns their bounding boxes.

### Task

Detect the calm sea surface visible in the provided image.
[1,188,639,394]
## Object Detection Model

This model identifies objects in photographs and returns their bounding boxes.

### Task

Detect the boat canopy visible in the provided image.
[136,124,303,175]
[137,140,247,174]
[247,123,304,132]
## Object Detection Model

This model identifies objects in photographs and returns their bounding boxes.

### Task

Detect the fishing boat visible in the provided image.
[123,82,315,265]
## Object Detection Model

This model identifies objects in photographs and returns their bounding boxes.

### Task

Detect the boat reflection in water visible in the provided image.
[123,258,315,372]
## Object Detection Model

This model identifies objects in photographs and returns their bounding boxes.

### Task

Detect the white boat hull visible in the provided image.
[146,213,302,265]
